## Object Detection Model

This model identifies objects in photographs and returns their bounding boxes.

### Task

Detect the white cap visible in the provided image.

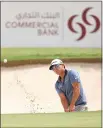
[49,59,64,70]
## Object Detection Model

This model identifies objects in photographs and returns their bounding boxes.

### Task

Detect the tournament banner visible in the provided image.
[1,2,101,47]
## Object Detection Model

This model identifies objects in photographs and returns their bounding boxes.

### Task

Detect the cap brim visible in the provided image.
[49,65,54,70]
[49,63,64,70]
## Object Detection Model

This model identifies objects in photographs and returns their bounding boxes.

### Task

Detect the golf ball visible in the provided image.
[4,59,7,63]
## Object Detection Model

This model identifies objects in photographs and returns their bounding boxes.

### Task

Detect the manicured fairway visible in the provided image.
[1,111,101,127]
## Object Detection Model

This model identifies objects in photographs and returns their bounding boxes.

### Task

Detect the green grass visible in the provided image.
[1,48,101,61]
[1,111,101,127]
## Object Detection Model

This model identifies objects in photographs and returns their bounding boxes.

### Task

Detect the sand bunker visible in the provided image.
[1,63,101,114]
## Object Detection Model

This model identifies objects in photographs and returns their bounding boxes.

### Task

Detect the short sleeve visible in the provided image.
[69,70,81,84]
[55,83,63,94]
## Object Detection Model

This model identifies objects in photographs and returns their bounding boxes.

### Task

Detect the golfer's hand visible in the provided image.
[69,104,75,112]
[64,108,69,112]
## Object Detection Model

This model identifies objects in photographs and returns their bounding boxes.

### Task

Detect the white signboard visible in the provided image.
[1,2,101,47]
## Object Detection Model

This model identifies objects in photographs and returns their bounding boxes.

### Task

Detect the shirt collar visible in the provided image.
[57,69,67,82]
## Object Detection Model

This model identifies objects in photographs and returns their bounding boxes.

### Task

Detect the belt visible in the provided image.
[76,102,87,106]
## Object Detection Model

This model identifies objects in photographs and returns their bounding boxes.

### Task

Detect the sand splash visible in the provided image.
[1,63,101,113]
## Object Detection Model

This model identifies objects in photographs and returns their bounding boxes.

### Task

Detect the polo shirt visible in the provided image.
[55,69,87,106]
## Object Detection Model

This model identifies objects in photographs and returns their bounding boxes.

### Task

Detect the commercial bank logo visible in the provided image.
[67,7,101,41]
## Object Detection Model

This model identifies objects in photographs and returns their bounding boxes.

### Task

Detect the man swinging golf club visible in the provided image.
[49,59,87,112]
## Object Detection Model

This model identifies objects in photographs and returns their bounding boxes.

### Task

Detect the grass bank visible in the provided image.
[1,48,101,61]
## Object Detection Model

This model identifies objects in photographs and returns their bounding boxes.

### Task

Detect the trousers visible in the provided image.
[74,105,88,111]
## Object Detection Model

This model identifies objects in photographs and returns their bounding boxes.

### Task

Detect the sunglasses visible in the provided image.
[51,64,60,70]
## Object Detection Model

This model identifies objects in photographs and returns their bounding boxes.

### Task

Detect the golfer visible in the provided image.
[49,59,87,112]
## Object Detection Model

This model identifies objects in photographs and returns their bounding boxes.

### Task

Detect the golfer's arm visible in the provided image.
[70,82,80,106]
[59,93,69,112]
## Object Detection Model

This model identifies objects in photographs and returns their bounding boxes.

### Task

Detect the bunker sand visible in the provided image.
[1,63,101,113]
